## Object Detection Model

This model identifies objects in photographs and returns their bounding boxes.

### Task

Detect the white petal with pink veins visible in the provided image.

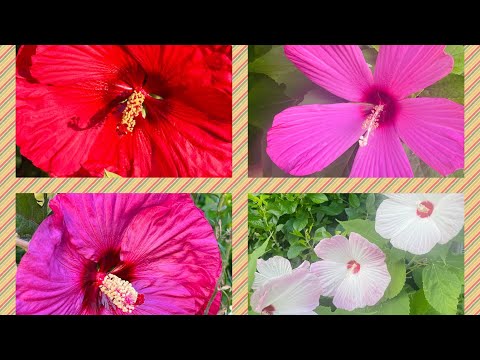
[311,260,348,297]
[375,197,418,239]
[250,268,323,315]
[348,232,387,265]
[389,218,441,255]
[432,194,464,244]
[253,256,293,290]
[314,235,352,263]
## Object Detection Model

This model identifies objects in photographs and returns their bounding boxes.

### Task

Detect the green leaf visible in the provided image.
[248,239,269,290]
[412,268,423,288]
[104,169,121,178]
[309,193,328,204]
[320,202,345,216]
[34,193,45,207]
[16,193,49,238]
[366,194,376,215]
[279,200,298,215]
[384,257,406,300]
[248,215,265,230]
[287,244,306,259]
[313,227,331,241]
[362,47,378,68]
[446,253,464,283]
[410,289,440,315]
[371,45,380,51]
[423,263,462,314]
[338,219,389,249]
[348,194,360,208]
[421,73,464,105]
[299,87,344,106]
[248,73,296,129]
[446,45,464,75]
[293,216,308,232]
[249,45,314,98]
[248,45,273,63]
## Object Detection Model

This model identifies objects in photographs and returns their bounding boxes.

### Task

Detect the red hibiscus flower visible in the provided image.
[16,193,222,315]
[16,45,232,177]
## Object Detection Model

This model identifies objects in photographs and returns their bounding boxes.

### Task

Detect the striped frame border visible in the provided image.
[0,45,479,315]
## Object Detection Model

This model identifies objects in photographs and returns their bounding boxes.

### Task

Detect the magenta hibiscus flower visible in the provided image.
[267,45,464,177]
[16,194,222,315]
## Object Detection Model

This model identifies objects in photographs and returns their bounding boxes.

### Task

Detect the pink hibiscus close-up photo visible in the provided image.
[310,232,391,311]
[266,45,464,178]
[16,193,223,315]
[16,45,232,178]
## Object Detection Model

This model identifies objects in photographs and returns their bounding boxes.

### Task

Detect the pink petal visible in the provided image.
[250,268,322,315]
[50,193,183,262]
[348,232,386,265]
[374,45,453,99]
[130,277,196,315]
[253,256,292,290]
[313,235,351,263]
[16,213,87,314]
[284,45,373,101]
[310,260,348,297]
[395,98,464,176]
[120,197,221,315]
[267,103,366,176]
[350,124,413,177]
[333,264,391,311]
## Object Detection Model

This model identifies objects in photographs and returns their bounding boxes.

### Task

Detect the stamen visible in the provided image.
[117,90,145,134]
[99,274,142,313]
[359,104,384,147]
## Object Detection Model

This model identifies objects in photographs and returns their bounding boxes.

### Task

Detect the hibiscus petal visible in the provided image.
[16,79,107,176]
[313,235,352,263]
[284,45,373,102]
[253,256,293,290]
[310,260,348,297]
[80,115,153,177]
[130,277,196,315]
[267,103,366,176]
[348,232,387,265]
[375,197,418,240]
[16,213,88,315]
[120,196,221,315]
[28,45,142,94]
[250,268,322,315]
[333,264,390,311]
[374,45,453,99]
[50,193,182,262]
[390,218,442,255]
[350,124,413,177]
[145,98,232,177]
[433,194,464,244]
[395,98,464,176]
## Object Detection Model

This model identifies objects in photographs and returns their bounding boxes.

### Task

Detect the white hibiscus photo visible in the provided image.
[248,193,464,315]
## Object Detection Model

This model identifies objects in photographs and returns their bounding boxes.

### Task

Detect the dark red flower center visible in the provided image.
[417,200,434,218]
[358,87,399,147]
[347,260,361,274]
[261,304,276,315]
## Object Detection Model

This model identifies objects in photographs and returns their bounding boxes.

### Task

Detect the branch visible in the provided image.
[16,236,29,251]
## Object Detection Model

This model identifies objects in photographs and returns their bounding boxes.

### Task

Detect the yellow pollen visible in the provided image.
[120,91,145,133]
[359,104,384,147]
[99,274,138,313]
[417,203,429,213]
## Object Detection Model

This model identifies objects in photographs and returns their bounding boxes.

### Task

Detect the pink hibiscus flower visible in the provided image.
[16,193,222,315]
[267,45,464,178]
[311,232,391,311]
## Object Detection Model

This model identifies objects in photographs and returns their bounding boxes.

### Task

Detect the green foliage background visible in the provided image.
[248,193,464,315]
[16,193,232,315]
[248,45,464,178]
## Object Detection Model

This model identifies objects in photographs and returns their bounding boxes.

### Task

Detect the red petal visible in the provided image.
[16,79,107,176]
[145,98,232,177]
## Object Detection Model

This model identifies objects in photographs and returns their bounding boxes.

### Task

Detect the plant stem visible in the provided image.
[16,236,29,251]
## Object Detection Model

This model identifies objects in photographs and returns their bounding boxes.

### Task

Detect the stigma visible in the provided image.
[359,104,384,147]
[347,260,361,274]
[117,90,145,135]
[98,273,144,313]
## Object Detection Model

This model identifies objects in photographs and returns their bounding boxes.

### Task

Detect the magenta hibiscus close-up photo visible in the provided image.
[16,45,232,178]
[16,193,227,315]
[248,45,464,178]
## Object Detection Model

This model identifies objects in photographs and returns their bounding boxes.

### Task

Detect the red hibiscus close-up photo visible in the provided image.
[16,45,232,178]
